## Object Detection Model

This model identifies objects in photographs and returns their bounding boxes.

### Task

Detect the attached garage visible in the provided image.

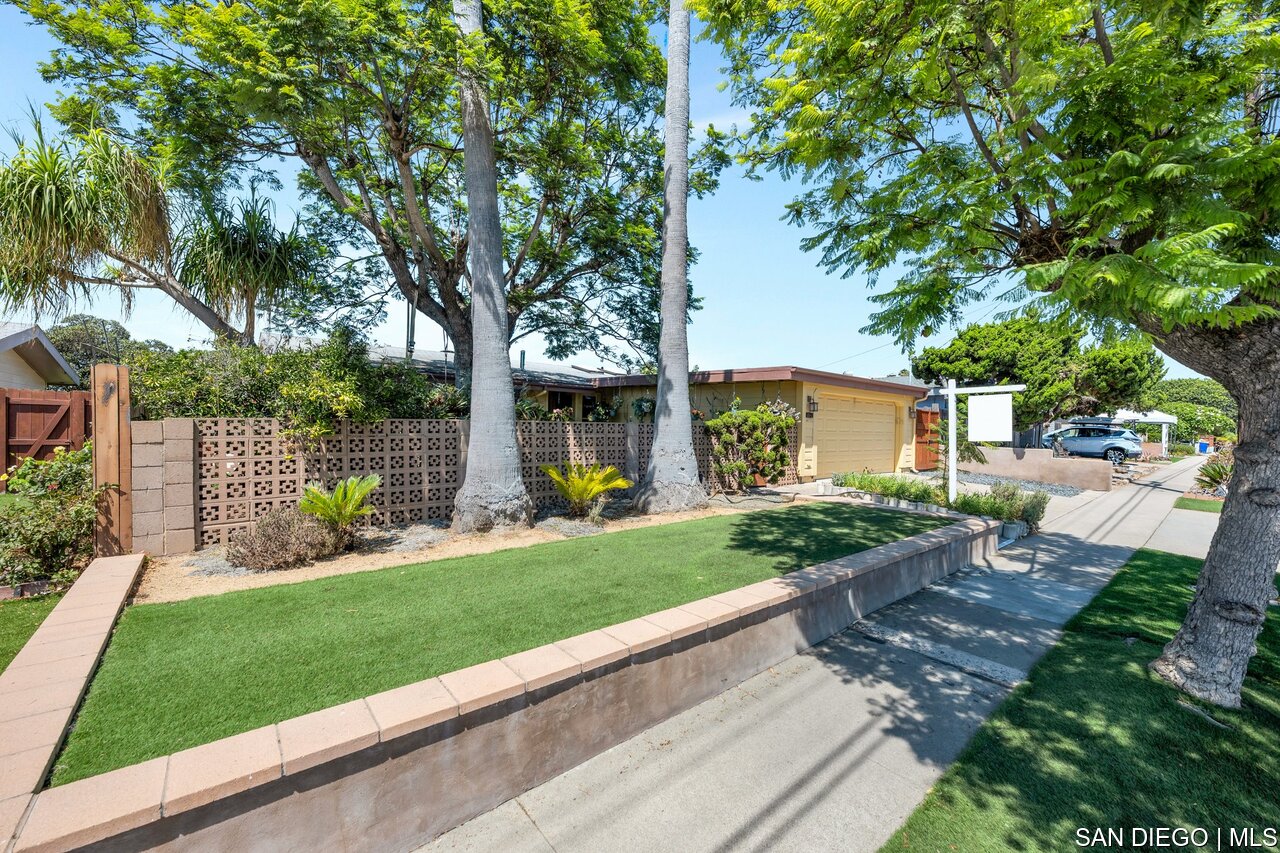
[813,392,899,476]
[596,365,925,482]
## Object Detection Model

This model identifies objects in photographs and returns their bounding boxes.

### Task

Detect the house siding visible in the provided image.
[603,378,915,481]
[0,349,46,389]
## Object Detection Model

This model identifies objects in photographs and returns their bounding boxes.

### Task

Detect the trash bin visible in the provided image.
[1197,440,1211,454]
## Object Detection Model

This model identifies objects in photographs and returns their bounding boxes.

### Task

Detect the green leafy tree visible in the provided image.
[699,0,1280,706]
[912,316,1164,428]
[44,313,172,388]
[17,0,721,373]
[0,126,322,345]
[1162,402,1236,443]
[1144,378,1238,420]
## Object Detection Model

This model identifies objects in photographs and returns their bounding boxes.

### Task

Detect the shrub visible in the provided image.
[831,472,942,504]
[950,482,1052,529]
[298,474,382,547]
[0,445,106,587]
[129,327,467,441]
[226,507,344,571]
[704,398,797,491]
[1170,443,1197,456]
[539,463,633,516]
[1195,459,1233,492]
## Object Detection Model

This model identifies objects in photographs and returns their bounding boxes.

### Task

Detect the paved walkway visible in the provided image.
[420,458,1207,853]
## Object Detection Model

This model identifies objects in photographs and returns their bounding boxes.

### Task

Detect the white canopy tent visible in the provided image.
[1108,409,1179,455]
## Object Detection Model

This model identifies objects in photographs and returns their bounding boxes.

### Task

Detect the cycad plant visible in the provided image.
[298,474,382,547]
[539,463,633,517]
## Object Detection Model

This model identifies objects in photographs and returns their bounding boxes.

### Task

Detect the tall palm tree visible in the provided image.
[450,0,534,531]
[0,124,311,345]
[636,0,707,514]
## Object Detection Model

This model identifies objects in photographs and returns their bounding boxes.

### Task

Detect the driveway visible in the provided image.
[420,458,1206,853]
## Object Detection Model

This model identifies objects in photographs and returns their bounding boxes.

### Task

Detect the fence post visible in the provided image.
[92,364,133,556]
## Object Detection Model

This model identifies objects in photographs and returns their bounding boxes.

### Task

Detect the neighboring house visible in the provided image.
[374,345,925,479]
[0,322,80,389]
[596,366,925,479]
[371,346,621,421]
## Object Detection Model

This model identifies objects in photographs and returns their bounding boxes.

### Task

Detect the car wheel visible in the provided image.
[1105,448,1125,465]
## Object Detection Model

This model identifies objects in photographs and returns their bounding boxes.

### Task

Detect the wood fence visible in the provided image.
[0,387,92,477]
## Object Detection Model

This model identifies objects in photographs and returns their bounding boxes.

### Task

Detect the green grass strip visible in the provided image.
[0,593,63,672]
[1174,496,1224,513]
[53,502,947,784]
[884,549,1280,852]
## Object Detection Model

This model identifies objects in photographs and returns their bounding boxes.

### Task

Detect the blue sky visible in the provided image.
[0,5,1199,380]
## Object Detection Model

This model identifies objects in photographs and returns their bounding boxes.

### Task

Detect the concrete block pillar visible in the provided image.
[130,420,166,556]
[162,418,197,555]
[624,422,640,483]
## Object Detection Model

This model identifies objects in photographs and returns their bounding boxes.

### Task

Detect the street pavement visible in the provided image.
[419,458,1209,853]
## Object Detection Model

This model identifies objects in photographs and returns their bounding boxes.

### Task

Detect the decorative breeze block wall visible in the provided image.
[136,418,801,555]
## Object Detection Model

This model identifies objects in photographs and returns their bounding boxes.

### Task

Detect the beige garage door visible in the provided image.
[814,394,898,476]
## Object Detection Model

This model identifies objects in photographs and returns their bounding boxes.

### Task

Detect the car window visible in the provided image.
[1054,429,1078,439]
[1078,428,1106,438]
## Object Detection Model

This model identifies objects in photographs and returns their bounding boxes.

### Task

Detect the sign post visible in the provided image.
[937,380,1026,504]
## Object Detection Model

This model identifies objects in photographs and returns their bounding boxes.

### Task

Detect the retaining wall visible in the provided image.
[0,554,147,849]
[959,446,1113,491]
[7,518,998,852]
[132,419,800,555]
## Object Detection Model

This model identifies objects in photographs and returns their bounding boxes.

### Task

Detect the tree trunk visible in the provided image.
[635,0,707,514]
[1144,318,1280,707]
[450,325,474,390]
[155,274,253,346]
[449,0,533,532]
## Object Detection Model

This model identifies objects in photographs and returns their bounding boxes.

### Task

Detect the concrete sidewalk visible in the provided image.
[419,458,1206,853]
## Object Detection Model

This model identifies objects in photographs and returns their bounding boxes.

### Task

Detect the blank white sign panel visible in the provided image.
[967,394,1013,442]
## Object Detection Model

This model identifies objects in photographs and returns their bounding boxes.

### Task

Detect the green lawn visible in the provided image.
[1174,496,1225,513]
[0,593,63,672]
[53,501,947,784]
[885,549,1280,852]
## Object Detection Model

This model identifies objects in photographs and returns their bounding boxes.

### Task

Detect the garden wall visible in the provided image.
[131,419,800,555]
[6,517,998,853]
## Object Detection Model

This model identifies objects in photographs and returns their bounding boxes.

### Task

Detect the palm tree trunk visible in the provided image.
[636,0,707,514]
[449,0,533,531]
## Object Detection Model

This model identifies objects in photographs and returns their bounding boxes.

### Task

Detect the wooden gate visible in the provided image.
[914,409,941,470]
[0,387,93,477]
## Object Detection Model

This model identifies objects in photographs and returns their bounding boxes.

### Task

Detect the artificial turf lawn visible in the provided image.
[52,501,947,784]
[884,549,1280,852]
[1174,496,1225,513]
[0,593,62,672]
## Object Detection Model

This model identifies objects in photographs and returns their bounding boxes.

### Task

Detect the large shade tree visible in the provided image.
[636,0,708,513]
[911,315,1165,428]
[16,0,714,374]
[449,0,532,529]
[0,127,317,344]
[699,0,1280,706]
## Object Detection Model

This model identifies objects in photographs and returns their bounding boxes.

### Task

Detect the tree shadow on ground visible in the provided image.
[724,501,951,575]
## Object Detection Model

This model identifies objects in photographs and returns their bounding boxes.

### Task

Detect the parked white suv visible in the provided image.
[1041,426,1143,465]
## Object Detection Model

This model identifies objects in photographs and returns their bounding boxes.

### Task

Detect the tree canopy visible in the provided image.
[0,126,331,344]
[697,0,1280,707]
[911,316,1164,428]
[1144,377,1237,420]
[44,313,172,388]
[18,0,723,370]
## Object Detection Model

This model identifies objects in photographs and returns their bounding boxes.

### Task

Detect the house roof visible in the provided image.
[594,365,927,398]
[0,322,79,386]
[370,346,620,392]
